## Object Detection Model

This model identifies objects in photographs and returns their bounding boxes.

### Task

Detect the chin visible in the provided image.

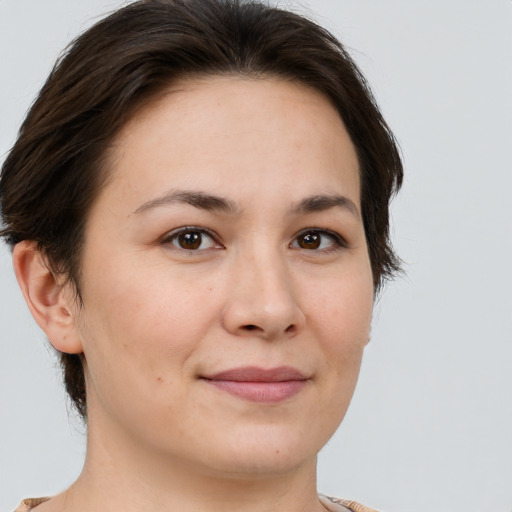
[198,424,323,478]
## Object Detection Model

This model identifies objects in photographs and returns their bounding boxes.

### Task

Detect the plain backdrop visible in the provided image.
[1,1,511,511]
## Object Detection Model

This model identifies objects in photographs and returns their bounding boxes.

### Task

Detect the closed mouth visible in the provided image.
[201,366,309,403]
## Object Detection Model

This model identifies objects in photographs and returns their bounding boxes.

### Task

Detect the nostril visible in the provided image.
[241,324,296,334]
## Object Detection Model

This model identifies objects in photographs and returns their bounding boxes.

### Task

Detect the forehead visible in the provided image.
[100,76,360,214]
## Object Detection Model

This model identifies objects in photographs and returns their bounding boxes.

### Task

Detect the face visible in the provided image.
[71,76,374,477]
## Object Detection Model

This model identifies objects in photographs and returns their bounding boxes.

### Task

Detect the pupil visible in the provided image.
[300,232,320,249]
[179,232,201,250]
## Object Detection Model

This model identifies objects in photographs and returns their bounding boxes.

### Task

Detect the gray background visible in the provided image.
[1,1,511,511]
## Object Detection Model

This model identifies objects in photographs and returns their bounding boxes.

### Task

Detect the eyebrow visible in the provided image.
[292,194,360,218]
[133,190,239,215]
[133,190,359,218]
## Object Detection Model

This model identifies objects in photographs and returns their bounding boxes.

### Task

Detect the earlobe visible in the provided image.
[12,241,83,354]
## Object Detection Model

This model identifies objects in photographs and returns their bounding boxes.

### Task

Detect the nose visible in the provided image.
[222,252,306,341]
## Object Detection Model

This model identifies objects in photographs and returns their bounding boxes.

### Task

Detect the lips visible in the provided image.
[201,366,308,403]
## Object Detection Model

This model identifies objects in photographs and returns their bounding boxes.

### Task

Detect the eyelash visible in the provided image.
[161,226,348,253]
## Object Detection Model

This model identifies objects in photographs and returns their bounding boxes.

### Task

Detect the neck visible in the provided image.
[58,415,325,512]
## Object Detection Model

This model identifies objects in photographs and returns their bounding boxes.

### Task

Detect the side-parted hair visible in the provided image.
[0,0,403,418]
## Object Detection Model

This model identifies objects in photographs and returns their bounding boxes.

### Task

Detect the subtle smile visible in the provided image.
[201,366,309,403]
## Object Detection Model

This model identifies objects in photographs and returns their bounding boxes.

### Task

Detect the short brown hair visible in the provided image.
[0,0,403,418]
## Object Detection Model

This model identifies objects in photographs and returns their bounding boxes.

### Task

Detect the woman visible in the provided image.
[0,1,402,511]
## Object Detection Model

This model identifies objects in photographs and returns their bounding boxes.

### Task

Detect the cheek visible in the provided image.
[76,260,220,395]
[315,272,373,345]
[83,251,212,335]
[308,267,373,399]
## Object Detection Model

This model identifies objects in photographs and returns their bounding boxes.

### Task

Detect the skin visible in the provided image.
[14,76,374,512]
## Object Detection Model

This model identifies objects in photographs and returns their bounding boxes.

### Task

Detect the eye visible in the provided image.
[291,229,346,251]
[163,227,222,251]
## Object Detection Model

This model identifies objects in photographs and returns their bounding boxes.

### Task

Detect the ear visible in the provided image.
[12,241,83,354]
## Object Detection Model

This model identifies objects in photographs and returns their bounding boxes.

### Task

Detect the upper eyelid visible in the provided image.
[161,225,220,240]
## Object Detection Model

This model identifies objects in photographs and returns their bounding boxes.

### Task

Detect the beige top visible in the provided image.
[15,495,380,512]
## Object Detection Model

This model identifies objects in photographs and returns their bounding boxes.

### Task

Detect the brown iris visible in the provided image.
[297,232,321,250]
[178,231,202,250]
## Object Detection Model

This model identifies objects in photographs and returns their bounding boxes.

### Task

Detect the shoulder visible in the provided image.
[16,496,381,512]
[14,498,50,512]
[320,495,383,512]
